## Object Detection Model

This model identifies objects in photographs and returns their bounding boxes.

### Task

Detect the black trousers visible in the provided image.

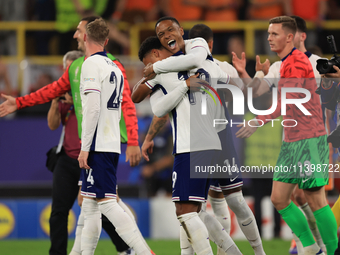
[48,150,129,255]
[335,236,340,255]
[49,150,81,255]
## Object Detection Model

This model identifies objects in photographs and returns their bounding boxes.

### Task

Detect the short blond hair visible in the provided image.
[86,18,109,45]
[269,16,297,35]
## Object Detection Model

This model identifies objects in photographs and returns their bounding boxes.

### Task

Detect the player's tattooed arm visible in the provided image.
[147,114,168,139]
[142,115,169,161]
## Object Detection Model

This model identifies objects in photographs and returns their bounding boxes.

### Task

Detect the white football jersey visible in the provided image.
[264,52,322,88]
[80,53,123,153]
[147,58,229,154]
[184,37,210,56]
[153,37,211,74]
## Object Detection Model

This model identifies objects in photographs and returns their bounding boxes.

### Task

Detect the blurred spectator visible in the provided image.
[0,60,13,96]
[306,45,323,57]
[55,0,130,54]
[0,0,29,55]
[138,116,174,197]
[55,0,90,54]
[29,73,53,92]
[31,0,56,55]
[285,0,328,47]
[116,0,161,51]
[247,0,287,55]
[327,0,340,19]
[16,72,54,116]
[202,0,243,54]
[47,91,80,255]
[158,0,205,39]
[203,0,242,21]
[102,0,131,55]
[228,35,256,77]
[104,0,131,55]
[285,0,327,25]
[248,0,285,20]
[238,0,250,20]
[17,73,53,117]
[159,0,204,22]
[120,0,159,23]
[319,0,340,55]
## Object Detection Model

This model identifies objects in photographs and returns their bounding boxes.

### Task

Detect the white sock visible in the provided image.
[292,232,304,255]
[304,243,321,255]
[300,203,325,252]
[69,250,81,255]
[180,224,195,255]
[81,199,102,255]
[209,195,231,234]
[216,246,227,255]
[98,199,150,255]
[177,212,213,255]
[118,199,135,220]
[199,210,242,255]
[225,191,265,255]
[201,200,207,211]
[118,198,151,251]
[69,207,84,255]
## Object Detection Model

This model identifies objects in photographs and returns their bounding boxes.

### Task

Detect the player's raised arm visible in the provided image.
[131,77,152,103]
[232,52,274,98]
[149,73,204,117]
[150,81,187,118]
[134,36,175,103]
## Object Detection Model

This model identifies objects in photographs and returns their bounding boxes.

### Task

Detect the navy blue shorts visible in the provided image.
[172,150,217,202]
[80,151,119,199]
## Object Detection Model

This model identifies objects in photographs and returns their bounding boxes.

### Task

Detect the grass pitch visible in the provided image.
[0,239,291,255]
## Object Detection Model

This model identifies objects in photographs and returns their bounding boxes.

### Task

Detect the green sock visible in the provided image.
[314,205,338,255]
[278,201,315,247]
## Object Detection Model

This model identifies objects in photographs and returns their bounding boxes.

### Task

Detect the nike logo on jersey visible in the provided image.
[230,176,239,182]
[302,178,310,183]
[242,220,253,226]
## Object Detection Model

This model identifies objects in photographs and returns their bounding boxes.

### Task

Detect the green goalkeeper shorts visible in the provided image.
[273,135,329,189]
